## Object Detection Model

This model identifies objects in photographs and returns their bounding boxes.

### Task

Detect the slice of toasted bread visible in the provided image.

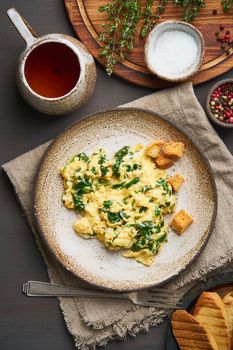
[223,291,233,349]
[193,292,230,350]
[172,310,218,349]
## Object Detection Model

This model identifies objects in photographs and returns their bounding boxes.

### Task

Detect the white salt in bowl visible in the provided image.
[144,21,205,82]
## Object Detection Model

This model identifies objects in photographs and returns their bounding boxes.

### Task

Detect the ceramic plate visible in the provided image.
[166,270,233,349]
[34,108,217,291]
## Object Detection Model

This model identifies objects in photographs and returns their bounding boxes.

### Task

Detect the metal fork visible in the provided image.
[22,281,183,309]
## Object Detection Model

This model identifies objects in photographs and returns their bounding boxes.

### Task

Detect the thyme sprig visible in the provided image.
[141,0,168,38]
[221,0,233,11]
[174,0,206,21]
[98,0,141,76]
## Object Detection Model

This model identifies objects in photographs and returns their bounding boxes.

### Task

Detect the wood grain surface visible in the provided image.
[65,0,233,88]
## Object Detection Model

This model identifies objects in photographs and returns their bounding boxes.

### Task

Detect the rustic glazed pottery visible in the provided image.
[144,21,205,83]
[206,78,233,129]
[7,8,96,115]
[34,108,217,291]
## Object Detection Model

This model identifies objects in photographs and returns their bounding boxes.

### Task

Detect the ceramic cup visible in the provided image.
[7,8,97,115]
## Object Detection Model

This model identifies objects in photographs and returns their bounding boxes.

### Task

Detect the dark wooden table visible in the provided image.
[0,1,232,349]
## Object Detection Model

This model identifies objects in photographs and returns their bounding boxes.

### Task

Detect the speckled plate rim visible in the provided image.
[33,107,217,291]
[166,270,233,349]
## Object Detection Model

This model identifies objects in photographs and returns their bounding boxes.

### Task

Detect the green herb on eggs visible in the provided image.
[103,200,113,209]
[139,206,148,213]
[112,177,140,189]
[156,178,172,194]
[107,210,129,223]
[73,176,93,195]
[77,152,89,162]
[73,193,85,212]
[113,146,129,177]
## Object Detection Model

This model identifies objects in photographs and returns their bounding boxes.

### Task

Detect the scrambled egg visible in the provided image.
[60,144,176,266]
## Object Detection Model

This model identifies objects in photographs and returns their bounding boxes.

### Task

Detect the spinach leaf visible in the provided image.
[115,146,130,159]
[155,178,171,194]
[98,153,107,165]
[119,211,130,221]
[125,163,141,172]
[113,146,129,177]
[124,177,140,188]
[103,200,112,209]
[136,221,153,238]
[133,163,142,170]
[132,240,144,252]
[77,152,89,162]
[139,185,152,193]
[112,182,125,189]
[96,153,109,177]
[154,207,161,216]
[156,233,167,245]
[125,165,132,172]
[112,177,140,189]
[107,210,129,223]
[101,166,109,177]
[139,207,148,213]
[73,194,85,212]
[136,220,161,236]
[107,212,121,223]
[73,176,93,196]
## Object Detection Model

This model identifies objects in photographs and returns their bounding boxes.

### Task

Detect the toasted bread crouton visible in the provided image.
[145,140,165,158]
[193,292,230,350]
[168,174,185,192]
[170,210,193,234]
[145,143,160,158]
[163,141,185,159]
[172,310,218,350]
[155,153,174,169]
[223,292,233,349]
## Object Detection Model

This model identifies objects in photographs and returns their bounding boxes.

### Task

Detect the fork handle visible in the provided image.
[23,281,130,299]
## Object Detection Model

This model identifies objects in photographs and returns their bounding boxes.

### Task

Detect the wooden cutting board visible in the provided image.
[64,0,233,88]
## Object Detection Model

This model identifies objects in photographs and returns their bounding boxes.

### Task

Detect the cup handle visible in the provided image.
[7,8,37,47]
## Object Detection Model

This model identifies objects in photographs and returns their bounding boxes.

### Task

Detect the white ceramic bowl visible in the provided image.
[144,21,205,82]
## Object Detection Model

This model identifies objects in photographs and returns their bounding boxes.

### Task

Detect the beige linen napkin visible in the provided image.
[3,82,233,349]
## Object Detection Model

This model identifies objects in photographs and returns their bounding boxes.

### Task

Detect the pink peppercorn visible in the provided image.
[209,82,233,124]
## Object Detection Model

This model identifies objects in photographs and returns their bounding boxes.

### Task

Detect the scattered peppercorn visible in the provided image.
[210,83,233,124]
[215,27,232,51]
[226,50,230,56]
[213,9,217,14]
